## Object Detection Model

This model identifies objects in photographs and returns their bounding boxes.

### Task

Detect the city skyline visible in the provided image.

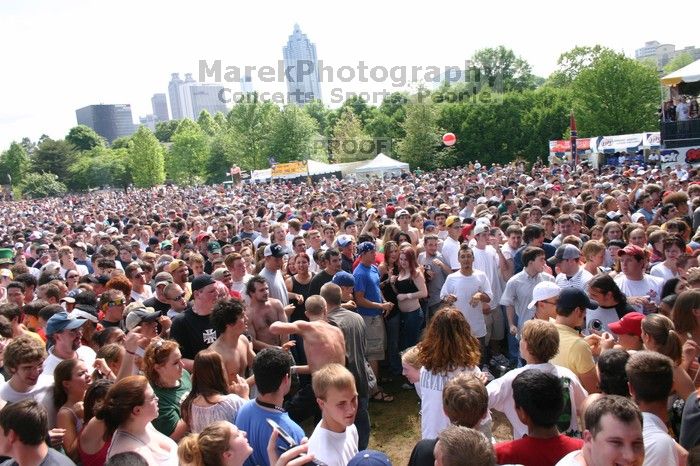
[1,0,698,149]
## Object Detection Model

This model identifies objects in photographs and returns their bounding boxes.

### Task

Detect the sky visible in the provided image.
[0,0,697,150]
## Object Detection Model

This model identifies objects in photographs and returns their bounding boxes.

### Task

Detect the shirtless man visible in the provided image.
[269,295,346,424]
[245,276,292,351]
[209,298,255,388]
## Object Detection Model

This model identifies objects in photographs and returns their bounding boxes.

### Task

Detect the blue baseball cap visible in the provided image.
[332,271,355,288]
[357,242,375,254]
[348,450,392,466]
[46,311,87,336]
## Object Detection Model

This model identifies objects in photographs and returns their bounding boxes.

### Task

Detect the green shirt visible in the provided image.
[152,370,191,436]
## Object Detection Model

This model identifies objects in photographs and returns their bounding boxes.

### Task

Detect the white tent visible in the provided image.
[661,59,700,86]
[355,153,409,178]
[307,159,341,175]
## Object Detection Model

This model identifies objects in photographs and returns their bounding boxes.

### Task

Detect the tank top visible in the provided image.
[290,274,314,322]
[78,433,111,466]
[396,277,419,294]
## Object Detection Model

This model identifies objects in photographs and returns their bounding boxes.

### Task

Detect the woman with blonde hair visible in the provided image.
[642,313,695,400]
[97,375,179,465]
[178,421,253,466]
[416,307,485,439]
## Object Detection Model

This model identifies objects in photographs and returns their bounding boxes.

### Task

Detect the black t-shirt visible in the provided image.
[100,319,125,331]
[170,306,217,360]
[408,438,437,466]
[308,270,334,297]
[143,296,171,316]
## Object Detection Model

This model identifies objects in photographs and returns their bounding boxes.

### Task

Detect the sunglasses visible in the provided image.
[108,298,126,306]
[170,293,186,301]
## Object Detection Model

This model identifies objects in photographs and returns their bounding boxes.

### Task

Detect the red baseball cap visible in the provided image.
[617,244,646,260]
[608,312,644,337]
[195,233,211,243]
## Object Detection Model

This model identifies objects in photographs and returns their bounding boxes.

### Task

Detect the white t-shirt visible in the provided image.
[442,237,461,271]
[59,264,89,278]
[307,422,359,466]
[487,362,588,439]
[440,270,493,338]
[585,307,621,335]
[649,263,678,282]
[131,285,153,302]
[642,412,680,466]
[614,274,663,313]
[472,246,504,310]
[0,378,57,428]
[420,366,487,439]
[41,345,97,383]
[555,450,583,466]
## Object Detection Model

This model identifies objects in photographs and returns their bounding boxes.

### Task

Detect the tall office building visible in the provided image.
[283,24,322,105]
[241,74,254,94]
[168,73,184,120]
[75,104,135,143]
[635,40,700,69]
[151,93,169,121]
[168,72,228,120]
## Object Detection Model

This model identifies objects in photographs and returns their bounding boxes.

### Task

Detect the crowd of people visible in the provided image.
[0,160,699,466]
[663,96,700,122]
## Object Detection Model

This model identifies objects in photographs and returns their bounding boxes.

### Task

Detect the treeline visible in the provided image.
[0,45,664,198]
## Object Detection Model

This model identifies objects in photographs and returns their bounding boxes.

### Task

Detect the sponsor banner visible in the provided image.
[271,161,307,177]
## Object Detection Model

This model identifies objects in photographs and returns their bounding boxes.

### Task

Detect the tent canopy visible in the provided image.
[355,153,409,175]
[661,59,700,86]
[307,159,340,175]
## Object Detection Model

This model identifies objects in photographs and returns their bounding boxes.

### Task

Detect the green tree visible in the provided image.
[397,95,441,170]
[197,110,221,136]
[0,142,30,186]
[167,119,210,184]
[339,96,373,127]
[66,125,105,151]
[206,129,238,184]
[154,120,181,143]
[68,147,130,190]
[572,52,659,136]
[471,46,537,92]
[267,105,320,163]
[547,45,614,87]
[664,52,695,74]
[303,99,331,136]
[129,127,166,187]
[111,136,132,150]
[31,138,77,180]
[330,109,374,163]
[365,92,408,153]
[19,172,67,199]
[226,94,278,169]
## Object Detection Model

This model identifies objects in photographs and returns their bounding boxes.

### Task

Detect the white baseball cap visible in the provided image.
[527,281,562,309]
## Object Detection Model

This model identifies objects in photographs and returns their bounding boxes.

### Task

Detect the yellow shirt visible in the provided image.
[550,322,595,378]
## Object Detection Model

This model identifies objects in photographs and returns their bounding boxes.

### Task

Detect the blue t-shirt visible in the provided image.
[353,263,382,317]
[235,400,305,466]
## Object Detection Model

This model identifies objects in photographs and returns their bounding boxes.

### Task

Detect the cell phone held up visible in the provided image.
[266,419,326,466]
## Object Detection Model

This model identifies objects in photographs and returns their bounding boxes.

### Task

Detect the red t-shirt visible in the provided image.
[495,434,583,466]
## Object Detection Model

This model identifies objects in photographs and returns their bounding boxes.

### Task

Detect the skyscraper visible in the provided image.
[151,93,169,121]
[241,74,254,94]
[168,72,228,120]
[283,24,322,105]
[75,104,135,143]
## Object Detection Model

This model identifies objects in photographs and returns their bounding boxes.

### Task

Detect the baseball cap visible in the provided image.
[195,233,211,243]
[191,274,216,293]
[357,242,375,254]
[445,216,460,228]
[124,304,160,332]
[336,235,354,248]
[348,450,392,466]
[555,244,581,263]
[557,288,598,312]
[395,209,409,218]
[154,271,174,287]
[423,220,436,231]
[46,311,87,335]
[608,312,644,337]
[617,244,646,260]
[166,259,187,274]
[630,212,646,223]
[527,281,562,309]
[207,241,222,253]
[263,243,285,258]
[472,223,489,236]
[69,304,99,324]
[332,271,355,287]
[160,240,173,250]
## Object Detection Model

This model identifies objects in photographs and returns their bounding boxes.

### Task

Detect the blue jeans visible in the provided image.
[355,396,370,450]
[507,313,521,366]
[400,308,424,350]
[385,313,401,375]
